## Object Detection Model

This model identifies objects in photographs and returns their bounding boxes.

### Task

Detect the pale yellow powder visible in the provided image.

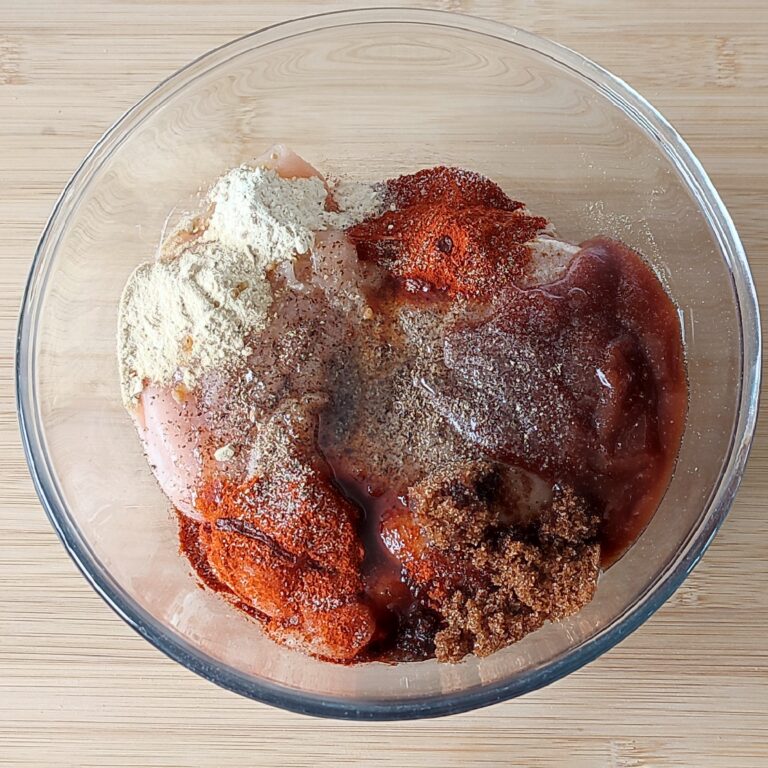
[118,240,266,406]
[117,165,384,407]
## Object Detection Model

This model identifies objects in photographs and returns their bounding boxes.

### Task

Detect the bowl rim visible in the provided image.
[16,6,762,720]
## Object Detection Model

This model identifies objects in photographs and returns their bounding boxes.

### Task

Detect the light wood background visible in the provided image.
[1,1,766,766]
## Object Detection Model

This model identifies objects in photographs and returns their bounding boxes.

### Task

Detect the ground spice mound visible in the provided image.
[386,166,523,211]
[347,166,549,297]
[383,462,601,662]
[349,204,548,297]
[194,405,375,662]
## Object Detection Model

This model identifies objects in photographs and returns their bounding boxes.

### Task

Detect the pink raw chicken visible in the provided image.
[134,384,210,519]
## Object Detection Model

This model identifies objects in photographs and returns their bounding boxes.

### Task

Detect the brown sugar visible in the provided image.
[385,461,600,662]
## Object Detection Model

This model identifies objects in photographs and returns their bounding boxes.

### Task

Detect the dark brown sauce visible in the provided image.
[318,455,438,661]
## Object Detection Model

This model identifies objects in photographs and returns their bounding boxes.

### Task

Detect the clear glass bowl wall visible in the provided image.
[17,9,759,719]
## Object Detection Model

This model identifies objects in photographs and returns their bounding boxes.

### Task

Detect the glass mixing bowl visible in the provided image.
[17,9,760,719]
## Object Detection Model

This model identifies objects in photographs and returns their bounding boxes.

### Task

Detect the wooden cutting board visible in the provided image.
[1,1,766,766]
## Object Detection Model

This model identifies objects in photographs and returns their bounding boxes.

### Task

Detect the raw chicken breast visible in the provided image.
[252,143,323,180]
[135,384,208,520]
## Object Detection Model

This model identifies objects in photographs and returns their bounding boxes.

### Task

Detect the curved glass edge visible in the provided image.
[16,7,761,720]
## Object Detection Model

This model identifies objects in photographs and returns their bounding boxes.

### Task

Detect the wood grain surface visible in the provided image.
[1,1,766,766]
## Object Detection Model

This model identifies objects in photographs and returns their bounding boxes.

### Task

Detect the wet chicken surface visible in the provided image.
[132,156,687,664]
